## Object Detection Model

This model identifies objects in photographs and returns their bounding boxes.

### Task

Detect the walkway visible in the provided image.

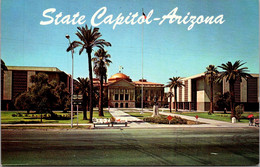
[109,108,153,127]
[158,111,249,127]
[1,109,255,129]
[108,108,252,128]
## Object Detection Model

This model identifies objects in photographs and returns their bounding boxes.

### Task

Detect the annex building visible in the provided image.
[94,72,165,108]
[169,73,259,111]
[1,66,165,110]
[1,66,71,110]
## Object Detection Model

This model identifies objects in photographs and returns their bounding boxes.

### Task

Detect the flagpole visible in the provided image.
[141,8,144,114]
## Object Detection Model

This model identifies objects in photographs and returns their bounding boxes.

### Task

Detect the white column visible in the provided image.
[188,79,191,102]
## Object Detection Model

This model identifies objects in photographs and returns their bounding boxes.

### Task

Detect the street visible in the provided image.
[1,127,259,166]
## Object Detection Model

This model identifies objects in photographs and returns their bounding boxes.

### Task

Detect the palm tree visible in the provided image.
[166,77,185,112]
[205,65,219,114]
[92,48,112,116]
[218,60,252,117]
[76,77,89,120]
[67,25,111,122]
[167,91,174,112]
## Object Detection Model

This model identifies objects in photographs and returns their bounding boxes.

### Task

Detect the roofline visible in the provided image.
[133,81,164,86]
[180,73,205,80]
[108,78,136,86]
[6,66,66,73]
[180,72,259,80]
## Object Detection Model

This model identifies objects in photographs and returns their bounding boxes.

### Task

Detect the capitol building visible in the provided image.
[94,72,165,108]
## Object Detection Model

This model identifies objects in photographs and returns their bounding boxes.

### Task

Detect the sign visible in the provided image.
[167,115,173,124]
[73,95,83,100]
[167,115,173,121]
[73,95,83,105]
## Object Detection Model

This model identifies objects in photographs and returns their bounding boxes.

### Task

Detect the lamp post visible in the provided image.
[66,34,74,128]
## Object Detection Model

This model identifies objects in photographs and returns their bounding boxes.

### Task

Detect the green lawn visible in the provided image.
[176,112,259,123]
[126,112,153,118]
[1,110,112,124]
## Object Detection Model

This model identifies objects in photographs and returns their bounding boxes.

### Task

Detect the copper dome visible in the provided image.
[108,73,132,82]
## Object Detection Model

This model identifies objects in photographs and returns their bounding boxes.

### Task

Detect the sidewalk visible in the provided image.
[109,108,153,127]
[1,109,256,129]
[109,108,253,128]
[158,111,250,128]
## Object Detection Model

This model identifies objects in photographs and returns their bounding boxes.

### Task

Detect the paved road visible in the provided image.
[2,127,259,166]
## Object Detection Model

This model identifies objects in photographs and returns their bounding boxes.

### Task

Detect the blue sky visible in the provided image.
[1,0,259,86]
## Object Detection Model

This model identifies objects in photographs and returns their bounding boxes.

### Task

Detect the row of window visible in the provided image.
[115,103,128,108]
[114,94,129,101]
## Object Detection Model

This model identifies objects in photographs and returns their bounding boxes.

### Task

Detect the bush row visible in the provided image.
[143,115,189,124]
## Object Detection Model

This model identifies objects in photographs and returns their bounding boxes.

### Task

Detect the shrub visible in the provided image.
[235,104,244,121]
[143,115,189,124]
[17,113,23,117]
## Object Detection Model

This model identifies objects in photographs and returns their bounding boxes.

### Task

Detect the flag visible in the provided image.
[142,11,147,19]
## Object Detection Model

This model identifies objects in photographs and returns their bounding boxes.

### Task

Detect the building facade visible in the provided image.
[169,73,259,111]
[1,66,71,110]
[94,73,165,108]
[1,66,164,110]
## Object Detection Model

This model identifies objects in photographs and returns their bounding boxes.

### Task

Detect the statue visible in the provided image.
[152,96,159,117]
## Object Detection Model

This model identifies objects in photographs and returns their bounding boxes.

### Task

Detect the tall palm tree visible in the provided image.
[76,77,89,120]
[218,60,252,117]
[92,48,112,116]
[67,25,111,123]
[205,65,219,114]
[167,91,174,112]
[166,77,184,112]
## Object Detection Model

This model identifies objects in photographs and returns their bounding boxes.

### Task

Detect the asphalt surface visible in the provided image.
[1,127,259,166]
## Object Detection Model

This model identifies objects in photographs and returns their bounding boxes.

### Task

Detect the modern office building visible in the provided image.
[1,66,165,110]
[169,73,259,111]
[1,66,71,110]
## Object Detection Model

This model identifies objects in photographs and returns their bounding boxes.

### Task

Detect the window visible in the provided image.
[125,94,129,101]
[115,103,118,108]
[115,94,118,100]
[120,103,124,108]
[120,94,124,100]
[125,103,128,108]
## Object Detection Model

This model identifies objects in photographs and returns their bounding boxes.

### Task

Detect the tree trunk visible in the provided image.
[40,112,42,123]
[210,81,214,114]
[83,93,87,120]
[99,74,104,116]
[169,97,172,113]
[87,50,94,123]
[229,80,235,118]
[174,87,178,112]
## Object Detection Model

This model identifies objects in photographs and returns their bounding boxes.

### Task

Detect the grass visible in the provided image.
[176,111,259,123]
[1,109,112,124]
[126,112,153,118]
